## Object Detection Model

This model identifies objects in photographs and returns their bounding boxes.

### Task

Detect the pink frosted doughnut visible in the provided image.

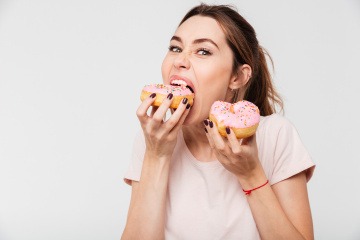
[140,84,194,109]
[209,100,260,139]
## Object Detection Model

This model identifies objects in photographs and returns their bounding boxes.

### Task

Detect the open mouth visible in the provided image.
[170,79,195,93]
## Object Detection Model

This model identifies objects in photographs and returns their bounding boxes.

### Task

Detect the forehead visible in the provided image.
[174,16,227,44]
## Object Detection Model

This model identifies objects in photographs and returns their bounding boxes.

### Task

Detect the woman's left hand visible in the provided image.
[204,119,263,183]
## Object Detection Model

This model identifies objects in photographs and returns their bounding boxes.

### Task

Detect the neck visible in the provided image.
[182,124,217,162]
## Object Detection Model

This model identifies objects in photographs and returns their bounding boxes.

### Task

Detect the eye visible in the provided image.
[168,45,182,53]
[197,48,212,56]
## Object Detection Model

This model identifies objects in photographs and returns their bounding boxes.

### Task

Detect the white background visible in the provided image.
[0,0,359,239]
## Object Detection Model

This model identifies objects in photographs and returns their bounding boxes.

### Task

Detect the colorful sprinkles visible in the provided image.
[210,100,260,128]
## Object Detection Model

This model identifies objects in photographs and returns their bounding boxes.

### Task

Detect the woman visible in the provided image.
[122,4,315,240]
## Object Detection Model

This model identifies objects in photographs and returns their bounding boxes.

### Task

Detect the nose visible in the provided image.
[173,52,190,70]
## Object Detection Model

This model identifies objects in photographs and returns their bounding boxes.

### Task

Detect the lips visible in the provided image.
[169,76,195,93]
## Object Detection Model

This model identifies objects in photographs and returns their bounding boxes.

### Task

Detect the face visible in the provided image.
[161,16,236,125]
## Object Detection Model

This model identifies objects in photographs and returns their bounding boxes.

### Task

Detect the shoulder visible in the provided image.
[256,113,304,153]
[258,113,296,134]
[260,113,293,126]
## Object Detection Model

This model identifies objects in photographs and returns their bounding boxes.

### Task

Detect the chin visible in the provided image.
[182,108,205,126]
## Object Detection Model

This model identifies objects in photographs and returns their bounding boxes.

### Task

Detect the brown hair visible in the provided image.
[179,4,283,116]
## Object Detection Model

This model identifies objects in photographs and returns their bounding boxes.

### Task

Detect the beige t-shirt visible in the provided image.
[124,114,315,240]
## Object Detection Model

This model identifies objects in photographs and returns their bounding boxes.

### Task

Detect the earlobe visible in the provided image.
[229,64,252,89]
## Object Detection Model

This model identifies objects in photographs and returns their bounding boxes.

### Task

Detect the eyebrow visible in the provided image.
[170,35,219,49]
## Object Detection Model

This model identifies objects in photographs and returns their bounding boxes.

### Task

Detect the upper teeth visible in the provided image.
[171,79,187,86]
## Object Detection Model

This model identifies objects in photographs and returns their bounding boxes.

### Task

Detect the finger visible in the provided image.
[166,98,189,126]
[151,93,174,124]
[204,120,233,165]
[167,100,191,136]
[136,93,157,123]
[225,127,243,155]
[203,119,215,149]
[208,120,228,153]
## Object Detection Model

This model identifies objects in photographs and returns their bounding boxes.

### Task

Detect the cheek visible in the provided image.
[196,62,232,91]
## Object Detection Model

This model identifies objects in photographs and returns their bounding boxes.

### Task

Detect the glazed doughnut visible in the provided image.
[209,100,260,139]
[140,84,194,109]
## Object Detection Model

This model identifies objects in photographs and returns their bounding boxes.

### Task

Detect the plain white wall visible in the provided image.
[0,0,359,239]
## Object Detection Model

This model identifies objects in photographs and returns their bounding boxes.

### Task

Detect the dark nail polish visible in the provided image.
[167,93,173,100]
[204,128,208,133]
[149,93,156,98]
[209,121,213,128]
[203,119,208,126]
[182,98,188,104]
[226,127,230,134]
[186,103,190,109]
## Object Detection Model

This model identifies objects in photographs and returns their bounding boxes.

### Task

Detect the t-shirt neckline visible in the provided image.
[179,130,222,169]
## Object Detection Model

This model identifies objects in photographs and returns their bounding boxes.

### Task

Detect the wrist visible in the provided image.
[237,166,268,190]
[144,150,172,163]
[242,180,269,195]
[141,153,171,188]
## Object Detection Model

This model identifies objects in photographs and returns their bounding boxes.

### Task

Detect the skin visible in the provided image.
[161,15,238,125]
[121,16,313,240]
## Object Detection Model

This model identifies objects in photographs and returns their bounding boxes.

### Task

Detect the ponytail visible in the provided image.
[244,46,283,116]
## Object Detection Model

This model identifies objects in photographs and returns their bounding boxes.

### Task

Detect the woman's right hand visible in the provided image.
[136,93,191,160]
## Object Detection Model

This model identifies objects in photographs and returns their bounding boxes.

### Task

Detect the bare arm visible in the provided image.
[121,154,171,240]
[241,169,313,240]
[121,94,190,240]
[271,172,313,239]
[205,122,314,240]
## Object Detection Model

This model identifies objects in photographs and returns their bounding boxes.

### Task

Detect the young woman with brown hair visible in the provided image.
[122,4,315,240]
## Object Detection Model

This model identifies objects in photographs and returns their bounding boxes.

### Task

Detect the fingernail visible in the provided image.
[209,121,213,128]
[226,127,230,134]
[182,98,188,104]
[203,119,208,126]
[149,93,156,98]
[167,93,173,100]
[204,128,208,133]
[186,103,190,109]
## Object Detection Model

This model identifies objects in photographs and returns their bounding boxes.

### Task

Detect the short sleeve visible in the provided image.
[269,116,315,185]
[123,130,146,186]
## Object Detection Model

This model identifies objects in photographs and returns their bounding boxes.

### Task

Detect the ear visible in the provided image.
[229,64,252,89]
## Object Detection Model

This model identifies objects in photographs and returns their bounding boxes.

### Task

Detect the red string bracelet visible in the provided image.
[242,180,269,195]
